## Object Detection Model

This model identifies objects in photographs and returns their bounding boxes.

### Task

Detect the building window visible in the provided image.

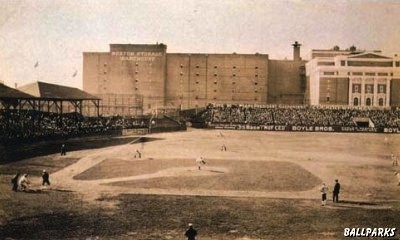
[254,97,258,101]
[214,73,217,76]
[379,85,385,93]
[365,85,373,94]
[180,64,183,68]
[366,98,372,106]
[180,72,183,75]
[214,89,217,92]
[135,71,138,74]
[353,98,359,106]
[103,71,107,74]
[353,84,361,93]
[135,63,139,66]
[196,65,199,68]
[196,73,200,76]
[255,66,258,69]
[135,87,138,91]
[254,90,258,93]
[214,66,217,69]
[196,81,199,84]
[379,98,384,106]
[255,74,258,77]
[232,82,235,84]
[195,96,199,99]
[326,96,330,102]
[104,63,107,67]
[353,72,363,76]
[365,72,375,76]
[396,62,400,67]
[214,81,217,84]
[233,73,236,77]
[255,82,258,85]
[378,72,388,76]
[341,61,346,66]
[135,79,138,82]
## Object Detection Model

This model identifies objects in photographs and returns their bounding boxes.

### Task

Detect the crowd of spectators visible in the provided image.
[200,104,400,128]
[0,109,149,141]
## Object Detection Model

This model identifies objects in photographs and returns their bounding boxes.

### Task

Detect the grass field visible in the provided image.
[1,129,399,239]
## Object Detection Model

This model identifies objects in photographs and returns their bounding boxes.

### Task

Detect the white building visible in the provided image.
[306,48,400,107]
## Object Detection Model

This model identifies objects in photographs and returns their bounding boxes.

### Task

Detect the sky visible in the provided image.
[1,0,400,89]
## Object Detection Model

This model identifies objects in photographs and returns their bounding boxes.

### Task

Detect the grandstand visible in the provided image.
[195,104,400,133]
[0,82,186,142]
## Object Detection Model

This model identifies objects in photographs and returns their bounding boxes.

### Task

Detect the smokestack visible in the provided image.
[292,41,301,61]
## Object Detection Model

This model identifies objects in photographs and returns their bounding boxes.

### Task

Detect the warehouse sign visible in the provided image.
[111,51,163,61]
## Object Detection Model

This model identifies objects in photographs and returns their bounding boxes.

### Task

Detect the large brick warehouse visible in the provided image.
[83,42,400,116]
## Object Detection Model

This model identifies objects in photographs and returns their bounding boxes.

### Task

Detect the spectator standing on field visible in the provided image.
[185,223,197,240]
[333,179,341,203]
[61,144,66,156]
[11,172,20,192]
[320,183,329,206]
[42,170,50,186]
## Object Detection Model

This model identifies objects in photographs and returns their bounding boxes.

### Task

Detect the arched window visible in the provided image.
[379,98,384,106]
[366,98,371,106]
[353,98,359,106]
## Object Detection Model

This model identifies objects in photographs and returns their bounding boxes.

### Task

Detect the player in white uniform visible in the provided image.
[195,156,206,170]
[17,174,30,191]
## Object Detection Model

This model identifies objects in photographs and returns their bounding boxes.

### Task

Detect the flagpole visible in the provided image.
[34,61,39,82]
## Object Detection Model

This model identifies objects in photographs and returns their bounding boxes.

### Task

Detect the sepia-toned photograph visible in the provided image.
[0,0,399,239]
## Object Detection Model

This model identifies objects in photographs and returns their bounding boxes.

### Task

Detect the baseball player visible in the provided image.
[195,156,206,170]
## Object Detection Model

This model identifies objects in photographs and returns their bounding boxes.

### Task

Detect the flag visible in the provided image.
[34,61,39,68]
[72,70,78,77]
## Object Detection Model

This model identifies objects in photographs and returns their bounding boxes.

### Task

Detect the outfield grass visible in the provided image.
[1,192,399,240]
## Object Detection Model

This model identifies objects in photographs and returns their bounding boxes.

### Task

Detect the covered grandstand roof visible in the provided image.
[0,83,36,99]
[18,81,99,100]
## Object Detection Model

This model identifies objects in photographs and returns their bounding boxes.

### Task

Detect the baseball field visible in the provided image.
[0,128,399,239]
